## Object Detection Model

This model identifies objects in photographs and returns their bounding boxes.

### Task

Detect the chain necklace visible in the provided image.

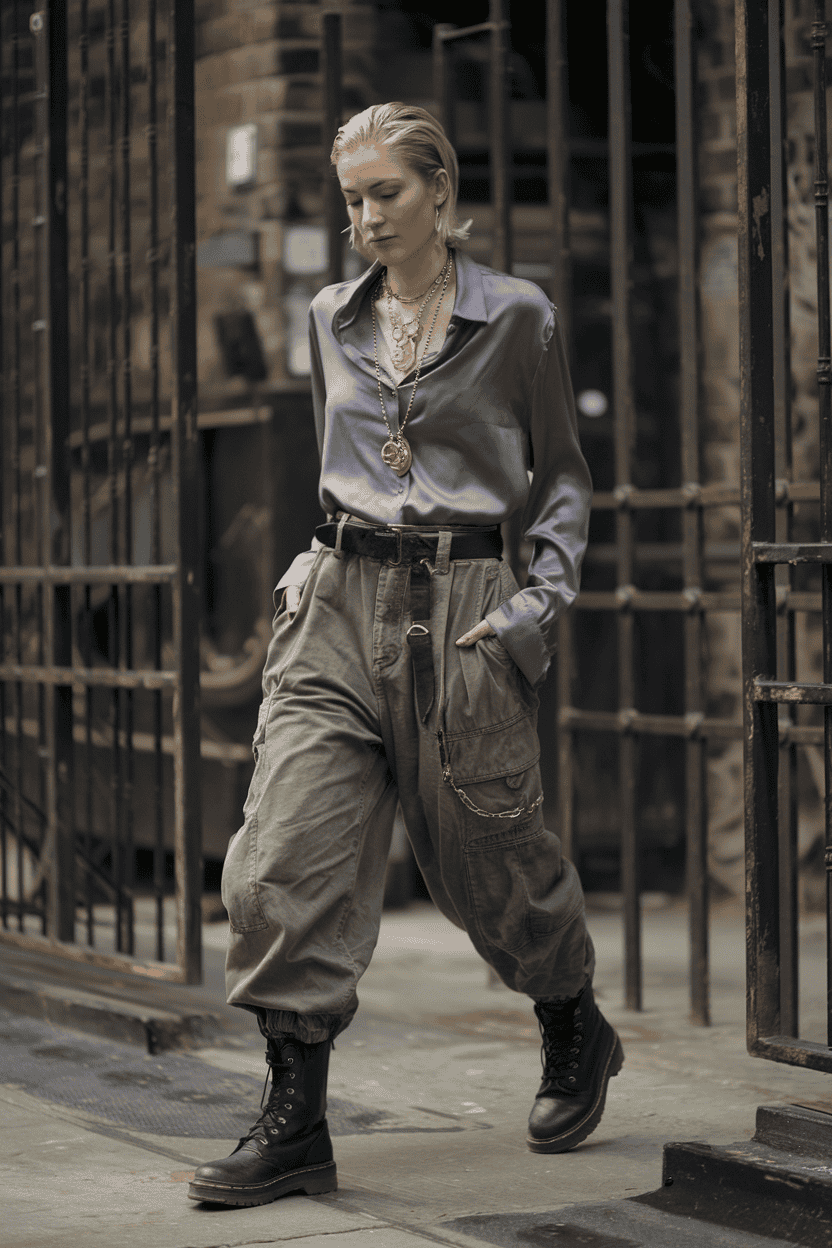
[371,251,453,477]
[383,277,438,376]
[385,261,445,305]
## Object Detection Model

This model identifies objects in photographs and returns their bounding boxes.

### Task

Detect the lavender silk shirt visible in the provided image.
[276,247,592,688]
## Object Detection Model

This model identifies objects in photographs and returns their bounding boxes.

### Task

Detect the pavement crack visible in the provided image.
[183,1235,381,1247]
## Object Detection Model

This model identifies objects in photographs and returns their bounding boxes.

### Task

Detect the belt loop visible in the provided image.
[434,530,452,575]
[333,513,349,559]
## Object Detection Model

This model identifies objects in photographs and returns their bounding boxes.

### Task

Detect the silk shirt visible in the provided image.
[277,247,592,688]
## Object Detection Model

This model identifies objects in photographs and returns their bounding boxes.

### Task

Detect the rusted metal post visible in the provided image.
[546,0,570,342]
[547,0,576,862]
[433,24,456,147]
[322,11,343,289]
[770,0,798,1038]
[674,0,709,1026]
[737,0,780,1054]
[810,0,832,1049]
[608,0,641,1011]
[120,0,136,956]
[147,0,167,961]
[33,6,74,942]
[489,0,511,277]
[0,6,6,932]
[169,0,202,984]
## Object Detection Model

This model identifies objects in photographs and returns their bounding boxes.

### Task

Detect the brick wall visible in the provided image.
[193,0,375,398]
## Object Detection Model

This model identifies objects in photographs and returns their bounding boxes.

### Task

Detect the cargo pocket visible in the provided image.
[438,708,543,830]
[221,812,269,934]
[464,815,564,954]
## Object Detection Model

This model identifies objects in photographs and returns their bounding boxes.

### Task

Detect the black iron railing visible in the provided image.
[0,0,201,982]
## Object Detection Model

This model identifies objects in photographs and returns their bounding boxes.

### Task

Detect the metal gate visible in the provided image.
[740,0,832,1071]
[0,0,202,981]
[421,1,721,1022]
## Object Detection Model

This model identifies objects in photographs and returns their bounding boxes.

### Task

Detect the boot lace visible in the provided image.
[243,1046,297,1142]
[536,1001,585,1086]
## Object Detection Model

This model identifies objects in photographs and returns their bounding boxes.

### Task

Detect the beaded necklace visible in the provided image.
[371,251,453,476]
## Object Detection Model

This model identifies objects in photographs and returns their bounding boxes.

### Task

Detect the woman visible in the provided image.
[189,103,622,1209]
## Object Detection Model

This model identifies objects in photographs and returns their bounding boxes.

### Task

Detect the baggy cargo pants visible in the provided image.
[222,538,595,1045]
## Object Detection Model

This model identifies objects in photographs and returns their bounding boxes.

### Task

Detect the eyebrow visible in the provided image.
[340,178,403,196]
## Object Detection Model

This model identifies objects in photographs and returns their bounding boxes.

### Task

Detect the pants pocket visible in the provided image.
[465,816,564,954]
[221,812,269,934]
[439,709,543,828]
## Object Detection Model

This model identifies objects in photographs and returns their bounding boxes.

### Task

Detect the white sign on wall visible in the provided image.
[226,124,258,188]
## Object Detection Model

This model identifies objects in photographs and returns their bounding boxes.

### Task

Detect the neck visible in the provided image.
[385,236,448,299]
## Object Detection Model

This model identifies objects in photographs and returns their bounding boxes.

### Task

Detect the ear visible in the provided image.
[433,167,450,206]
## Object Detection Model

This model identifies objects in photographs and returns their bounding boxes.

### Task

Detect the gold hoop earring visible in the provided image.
[435,207,441,233]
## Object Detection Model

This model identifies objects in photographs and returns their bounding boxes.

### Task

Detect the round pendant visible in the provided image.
[381,436,412,476]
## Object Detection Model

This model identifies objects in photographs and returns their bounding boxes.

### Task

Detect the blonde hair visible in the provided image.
[331,102,472,252]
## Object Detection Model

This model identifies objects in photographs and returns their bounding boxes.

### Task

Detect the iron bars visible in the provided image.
[0,0,202,983]
[553,0,713,1023]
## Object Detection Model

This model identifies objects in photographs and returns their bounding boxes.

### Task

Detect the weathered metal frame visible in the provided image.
[739,0,832,1073]
[0,0,202,983]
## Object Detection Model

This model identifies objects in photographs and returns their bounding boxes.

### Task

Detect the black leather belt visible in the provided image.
[315,522,503,565]
[316,521,503,724]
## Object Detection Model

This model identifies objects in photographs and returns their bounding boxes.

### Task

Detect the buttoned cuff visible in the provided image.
[485,597,552,688]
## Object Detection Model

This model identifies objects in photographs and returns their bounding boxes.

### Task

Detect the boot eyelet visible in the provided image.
[285,1103,292,1109]
[269,1128,279,1135]
[278,1117,286,1124]
[287,1056,294,1063]
[568,1076,577,1084]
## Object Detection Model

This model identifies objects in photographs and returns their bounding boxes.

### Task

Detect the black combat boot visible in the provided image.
[527,983,624,1154]
[188,1036,336,1206]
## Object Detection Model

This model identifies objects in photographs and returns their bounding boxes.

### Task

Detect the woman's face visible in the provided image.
[336,141,447,268]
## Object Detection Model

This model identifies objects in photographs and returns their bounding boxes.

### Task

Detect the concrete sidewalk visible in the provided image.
[2,896,831,1246]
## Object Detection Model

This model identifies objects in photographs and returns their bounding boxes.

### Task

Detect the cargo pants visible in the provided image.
[222,539,595,1044]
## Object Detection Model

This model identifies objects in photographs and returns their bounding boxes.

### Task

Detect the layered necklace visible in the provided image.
[371,251,453,477]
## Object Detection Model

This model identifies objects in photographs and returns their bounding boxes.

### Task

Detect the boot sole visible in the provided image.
[187,1160,337,1207]
[526,1031,625,1155]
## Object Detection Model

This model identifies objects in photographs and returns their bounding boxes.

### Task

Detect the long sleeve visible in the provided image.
[484,310,592,686]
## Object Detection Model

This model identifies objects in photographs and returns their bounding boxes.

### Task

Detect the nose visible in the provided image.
[362,198,383,233]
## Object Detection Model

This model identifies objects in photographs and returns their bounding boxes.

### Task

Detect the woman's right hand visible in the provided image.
[286,583,303,617]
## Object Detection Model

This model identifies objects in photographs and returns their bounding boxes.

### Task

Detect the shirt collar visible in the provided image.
[330,246,489,339]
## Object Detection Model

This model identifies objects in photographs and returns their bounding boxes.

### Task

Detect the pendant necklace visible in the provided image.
[383,264,445,375]
[371,251,453,477]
